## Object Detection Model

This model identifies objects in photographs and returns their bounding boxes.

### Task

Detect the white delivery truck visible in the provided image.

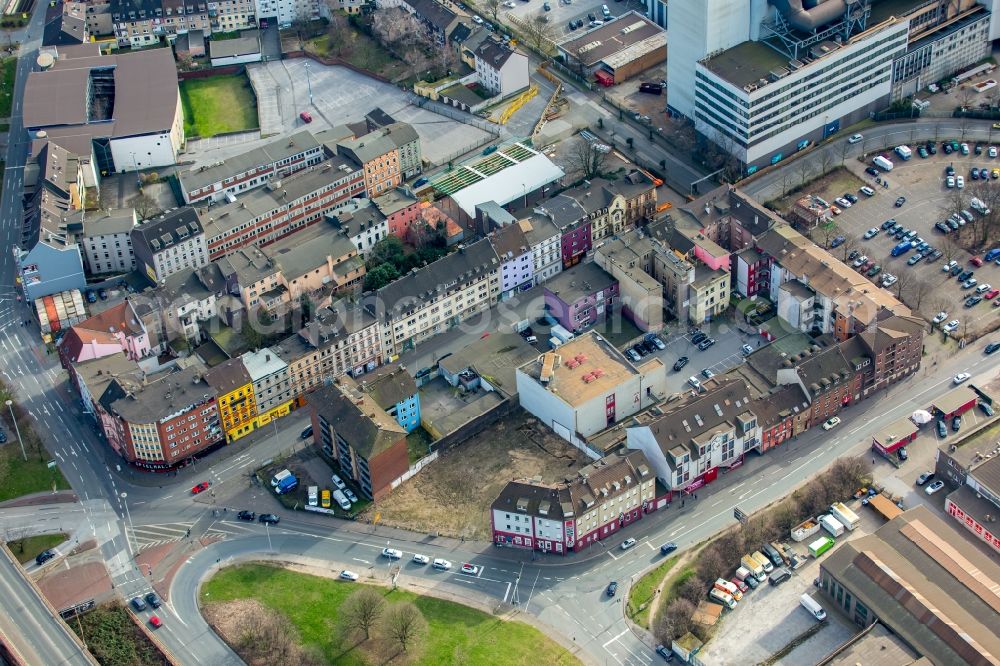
[271,469,292,487]
[741,554,766,581]
[800,593,827,621]
[820,514,845,537]
[895,145,912,160]
[709,588,737,609]
[873,155,894,171]
[829,502,860,531]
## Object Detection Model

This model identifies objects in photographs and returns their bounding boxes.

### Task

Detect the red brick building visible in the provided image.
[490,450,661,554]
[309,380,408,501]
[751,384,810,454]
[373,190,421,240]
[102,363,222,469]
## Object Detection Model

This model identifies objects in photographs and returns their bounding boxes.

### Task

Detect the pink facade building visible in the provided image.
[373,190,420,239]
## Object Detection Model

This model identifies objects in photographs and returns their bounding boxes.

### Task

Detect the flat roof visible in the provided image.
[557,12,663,67]
[177,130,322,193]
[446,152,565,218]
[437,332,537,398]
[931,385,979,416]
[699,40,792,90]
[519,331,636,408]
[209,31,260,59]
[430,139,563,203]
[873,417,917,446]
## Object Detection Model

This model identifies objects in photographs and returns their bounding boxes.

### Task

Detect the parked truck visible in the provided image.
[808,536,836,558]
[741,554,766,581]
[275,474,299,495]
[820,514,845,537]
[709,588,737,609]
[829,502,860,531]
[734,566,759,589]
[873,155,894,171]
[895,145,912,160]
[751,551,774,574]
[791,517,822,542]
[801,593,827,621]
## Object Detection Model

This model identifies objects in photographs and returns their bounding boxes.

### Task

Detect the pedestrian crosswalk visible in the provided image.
[127,522,193,551]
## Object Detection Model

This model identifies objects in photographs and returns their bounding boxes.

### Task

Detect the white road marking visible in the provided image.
[602,628,629,648]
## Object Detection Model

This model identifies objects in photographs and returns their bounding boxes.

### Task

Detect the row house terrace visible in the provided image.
[368,238,500,356]
[197,158,365,260]
[490,449,658,554]
[177,131,324,204]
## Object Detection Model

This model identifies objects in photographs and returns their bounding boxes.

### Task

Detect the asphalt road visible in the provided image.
[0,547,96,665]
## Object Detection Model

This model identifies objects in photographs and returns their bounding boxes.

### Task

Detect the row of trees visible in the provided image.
[653,458,869,645]
[340,588,430,657]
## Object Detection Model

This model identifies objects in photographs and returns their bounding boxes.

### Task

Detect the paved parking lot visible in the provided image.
[820,146,1000,328]
[503,0,646,40]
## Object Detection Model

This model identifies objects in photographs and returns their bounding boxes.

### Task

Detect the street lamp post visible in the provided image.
[304,62,313,106]
[5,400,25,461]
[120,492,135,558]
[265,522,273,553]
[130,152,140,189]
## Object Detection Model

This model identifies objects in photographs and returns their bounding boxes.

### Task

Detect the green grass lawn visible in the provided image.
[406,427,434,464]
[0,58,16,119]
[179,74,259,138]
[202,564,580,665]
[8,533,67,564]
[627,554,679,628]
[0,442,70,502]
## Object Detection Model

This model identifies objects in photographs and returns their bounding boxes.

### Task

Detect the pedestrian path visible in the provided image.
[127,522,193,552]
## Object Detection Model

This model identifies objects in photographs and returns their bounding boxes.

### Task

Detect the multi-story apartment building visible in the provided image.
[215,246,283,314]
[151,264,225,345]
[177,131,324,204]
[275,300,383,399]
[543,262,619,334]
[111,0,212,48]
[627,377,761,494]
[196,159,365,260]
[520,216,561,286]
[489,221,532,300]
[80,209,137,276]
[103,363,221,469]
[380,123,422,180]
[205,357,256,442]
[310,380,409,500]
[57,300,154,368]
[352,364,421,432]
[593,230,664,332]
[211,0,257,32]
[490,449,658,554]
[130,208,209,284]
[336,131,402,198]
[368,238,500,356]
[473,38,529,98]
[242,348,294,423]
[253,0,320,28]
[373,190,421,239]
[327,200,390,257]
[516,332,666,455]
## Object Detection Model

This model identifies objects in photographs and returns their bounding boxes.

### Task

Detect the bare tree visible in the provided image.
[817,221,840,248]
[795,158,811,187]
[379,602,428,655]
[906,278,932,311]
[523,16,554,54]
[957,86,975,111]
[818,149,835,178]
[674,575,706,605]
[341,588,386,641]
[653,598,695,645]
[484,0,501,23]
[941,236,962,263]
[130,192,159,220]
[838,236,860,263]
[568,137,608,179]
[892,269,913,299]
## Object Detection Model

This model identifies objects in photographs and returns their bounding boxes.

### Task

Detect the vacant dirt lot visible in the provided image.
[771,166,866,214]
[359,411,588,540]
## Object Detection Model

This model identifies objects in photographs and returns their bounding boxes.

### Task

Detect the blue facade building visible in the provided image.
[359,364,421,433]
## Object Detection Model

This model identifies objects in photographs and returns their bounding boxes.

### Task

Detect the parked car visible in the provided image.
[655,644,674,662]
[894,196,906,207]
[881,218,897,230]
[917,471,934,486]
[461,563,480,575]
[672,356,689,371]
[35,549,56,566]
[130,597,147,612]
[690,332,708,345]
[980,402,995,416]
[965,296,983,308]
[339,570,359,581]
[925,480,945,495]
[97,288,107,300]
[821,417,841,430]
[863,228,878,239]
[944,320,960,332]
[382,547,403,560]
[697,338,716,351]
[299,111,313,123]
[937,419,947,438]
[953,414,962,431]
[932,311,949,324]
[432,558,452,570]
[648,335,666,350]
[149,616,162,629]
[954,372,971,384]
[621,538,637,550]
[830,236,846,249]
[741,343,754,355]
[412,553,430,564]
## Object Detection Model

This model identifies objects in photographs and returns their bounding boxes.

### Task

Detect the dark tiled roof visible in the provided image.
[643,377,755,456]
[131,208,204,251]
[204,357,252,395]
[310,383,406,459]
[359,364,417,409]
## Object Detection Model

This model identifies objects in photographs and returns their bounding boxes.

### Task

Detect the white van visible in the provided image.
[270,469,292,487]
[307,485,318,507]
[873,155,894,171]
[332,489,351,511]
[800,593,827,621]
[687,376,702,390]
[709,588,737,609]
